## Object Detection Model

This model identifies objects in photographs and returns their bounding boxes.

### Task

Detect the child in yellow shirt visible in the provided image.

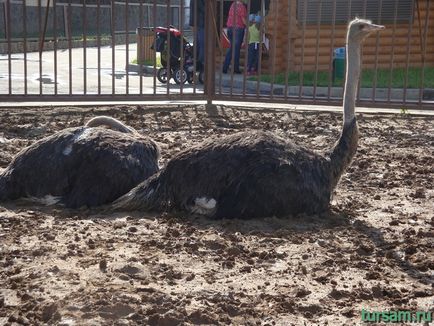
[247,15,261,75]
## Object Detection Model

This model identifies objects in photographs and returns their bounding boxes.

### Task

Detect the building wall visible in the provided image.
[267,0,433,73]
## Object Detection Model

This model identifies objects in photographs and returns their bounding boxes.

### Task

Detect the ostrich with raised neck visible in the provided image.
[113,19,384,218]
[0,116,160,208]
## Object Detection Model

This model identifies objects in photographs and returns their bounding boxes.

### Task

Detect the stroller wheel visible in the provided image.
[173,68,188,85]
[157,68,169,84]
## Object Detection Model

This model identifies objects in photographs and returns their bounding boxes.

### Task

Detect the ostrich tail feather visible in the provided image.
[111,176,165,212]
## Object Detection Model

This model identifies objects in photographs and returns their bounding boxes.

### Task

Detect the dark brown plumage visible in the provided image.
[0,117,159,208]
[112,19,384,219]
[113,120,356,218]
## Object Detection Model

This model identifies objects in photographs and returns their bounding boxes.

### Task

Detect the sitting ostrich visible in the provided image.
[0,116,159,208]
[113,19,384,218]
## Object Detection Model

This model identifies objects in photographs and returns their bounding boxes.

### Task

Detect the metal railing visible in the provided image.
[0,0,432,109]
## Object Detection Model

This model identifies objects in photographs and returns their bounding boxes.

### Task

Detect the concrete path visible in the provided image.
[0,43,203,96]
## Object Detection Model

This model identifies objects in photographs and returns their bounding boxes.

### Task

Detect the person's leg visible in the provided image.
[223,28,233,73]
[197,27,205,71]
[253,45,259,72]
[247,43,255,72]
[233,28,245,73]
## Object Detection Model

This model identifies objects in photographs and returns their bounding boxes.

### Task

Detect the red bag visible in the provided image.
[221,30,230,49]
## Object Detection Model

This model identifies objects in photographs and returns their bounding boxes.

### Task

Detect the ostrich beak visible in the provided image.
[365,23,385,32]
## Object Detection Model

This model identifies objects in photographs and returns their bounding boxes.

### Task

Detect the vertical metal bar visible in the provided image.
[356,0,367,103]
[111,0,115,95]
[218,0,223,95]
[327,0,336,100]
[38,0,43,94]
[242,0,251,97]
[152,0,157,95]
[372,0,383,102]
[97,0,101,95]
[40,0,51,54]
[415,0,424,56]
[192,0,197,94]
[179,0,184,95]
[6,0,11,95]
[284,0,292,100]
[298,0,307,100]
[256,0,264,98]
[418,0,430,106]
[313,0,322,102]
[205,0,216,104]
[387,0,399,103]
[270,0,279,99]
[166,0,171,95]
[23,0,27,95]
[83,0,87,95]
[63,4,68,39]
[125,0,129,95]
[68,0,72,95]
[403,0,415,104]
[229,0,237,97]
[138,0,143,95]
[53,0,58,95]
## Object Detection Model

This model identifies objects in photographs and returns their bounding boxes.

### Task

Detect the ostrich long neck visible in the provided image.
[328,38,361,189]
[343,40,361,123]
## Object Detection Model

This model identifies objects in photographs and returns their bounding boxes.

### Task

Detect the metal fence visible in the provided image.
[0,0,432,109]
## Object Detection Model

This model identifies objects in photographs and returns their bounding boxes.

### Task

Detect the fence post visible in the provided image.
[4,2,9,41]
[205,0,216,108]
[63,5,70,40]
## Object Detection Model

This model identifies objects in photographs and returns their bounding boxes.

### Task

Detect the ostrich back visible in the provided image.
[0,127,159,208]
[117,131,332,218]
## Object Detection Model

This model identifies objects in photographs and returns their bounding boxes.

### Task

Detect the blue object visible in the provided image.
[254,15,262,23]
[334,47,346,59]
[223,27,245,73]
[333,47,346,80]
[249,14,255,22]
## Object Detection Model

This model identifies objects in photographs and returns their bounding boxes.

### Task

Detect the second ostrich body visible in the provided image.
[0,116,159,208]
[113,19,384,218]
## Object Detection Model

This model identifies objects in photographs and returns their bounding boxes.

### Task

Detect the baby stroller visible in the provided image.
[153,26,203,84]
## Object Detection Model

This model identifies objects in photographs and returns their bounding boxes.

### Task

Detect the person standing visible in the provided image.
[189,0,205,72]
[222,0,247,74]
[247,14,261,75]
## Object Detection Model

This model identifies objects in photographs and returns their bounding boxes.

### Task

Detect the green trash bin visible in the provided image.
[333,47,346,81]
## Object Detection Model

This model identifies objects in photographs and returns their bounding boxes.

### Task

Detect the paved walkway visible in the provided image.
[0,43,203,96]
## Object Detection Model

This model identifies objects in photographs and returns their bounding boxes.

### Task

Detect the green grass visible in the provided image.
[132,53,162,68]
[252,67,434,88]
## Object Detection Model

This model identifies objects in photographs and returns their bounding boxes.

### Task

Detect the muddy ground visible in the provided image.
[0,105,432,326]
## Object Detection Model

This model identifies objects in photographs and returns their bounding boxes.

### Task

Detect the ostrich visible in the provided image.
[0,116,159,208]
[113,19,384,218]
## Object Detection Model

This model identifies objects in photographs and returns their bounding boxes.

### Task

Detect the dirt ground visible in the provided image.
[0,105,432,326]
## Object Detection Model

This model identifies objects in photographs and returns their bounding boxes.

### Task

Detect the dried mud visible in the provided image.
[0,105,433,325]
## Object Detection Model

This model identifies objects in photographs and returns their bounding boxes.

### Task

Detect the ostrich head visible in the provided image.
[348,18,385,43]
